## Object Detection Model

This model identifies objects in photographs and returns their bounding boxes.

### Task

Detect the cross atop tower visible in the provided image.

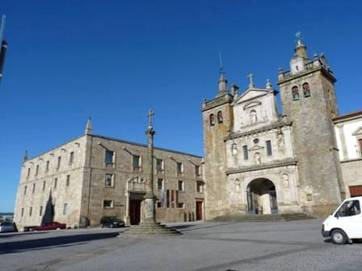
[295,31,304,47]
[247,73,255,88]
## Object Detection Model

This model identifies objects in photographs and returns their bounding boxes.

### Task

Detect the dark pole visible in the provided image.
[0,15,7,83]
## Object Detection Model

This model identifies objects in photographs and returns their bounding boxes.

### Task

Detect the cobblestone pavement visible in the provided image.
[1,219,361,271]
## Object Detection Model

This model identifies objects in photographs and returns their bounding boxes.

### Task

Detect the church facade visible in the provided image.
[202,37,362,219]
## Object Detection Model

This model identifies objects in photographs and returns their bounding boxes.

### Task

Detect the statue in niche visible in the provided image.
[282,173,289,188]
[231,143,238,156]
[254,152,261,165]
[234,179,241,191]
[250,109,257,124]
[277,131,285,151]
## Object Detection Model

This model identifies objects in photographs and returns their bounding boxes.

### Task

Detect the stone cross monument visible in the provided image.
[143,109,156,222]
[123,110,180,236]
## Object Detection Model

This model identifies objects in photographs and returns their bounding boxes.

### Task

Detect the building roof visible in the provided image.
[26,134,203,161]
[333,110,362,123]
[91,134,203,158]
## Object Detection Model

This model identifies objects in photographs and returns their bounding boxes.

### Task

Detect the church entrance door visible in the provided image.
[246,178,277,215]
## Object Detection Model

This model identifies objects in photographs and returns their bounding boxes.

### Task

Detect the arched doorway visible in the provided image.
[246,178,278,215]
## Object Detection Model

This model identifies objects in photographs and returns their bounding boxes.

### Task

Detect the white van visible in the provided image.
[322,196,362,244]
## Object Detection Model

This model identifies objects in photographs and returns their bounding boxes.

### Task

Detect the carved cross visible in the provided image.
[295,31,302,40]
[247,73,254,88]
[147,109,155,128]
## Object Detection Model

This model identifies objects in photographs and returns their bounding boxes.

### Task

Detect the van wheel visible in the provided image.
[331,229,348,244]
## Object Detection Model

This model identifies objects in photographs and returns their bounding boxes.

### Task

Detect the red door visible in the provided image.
[196,201,203,220]
[350,186,362,197]
[129,199,141,225]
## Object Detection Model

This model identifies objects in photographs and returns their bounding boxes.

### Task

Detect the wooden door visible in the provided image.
[129,199,141,225]
[196,201,203,220]
[350,186,362,197]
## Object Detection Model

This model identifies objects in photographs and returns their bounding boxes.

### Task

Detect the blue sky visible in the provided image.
[1,0,362,212]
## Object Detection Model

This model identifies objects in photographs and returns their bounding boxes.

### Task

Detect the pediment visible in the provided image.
[234,88,269,105]
[352,126,362,136]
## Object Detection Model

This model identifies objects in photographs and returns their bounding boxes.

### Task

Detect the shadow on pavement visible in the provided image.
[0,231,47,239]
[0,232,119,255]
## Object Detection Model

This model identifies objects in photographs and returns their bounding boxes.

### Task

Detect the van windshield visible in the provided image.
[336,200,361,217]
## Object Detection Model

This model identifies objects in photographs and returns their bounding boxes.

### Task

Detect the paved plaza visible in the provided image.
[1,219,361,271]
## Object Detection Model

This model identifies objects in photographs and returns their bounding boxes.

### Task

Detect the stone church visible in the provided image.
[202,37,362,219]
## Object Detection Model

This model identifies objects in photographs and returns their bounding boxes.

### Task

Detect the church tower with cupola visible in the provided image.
[278,34,344,216]
[202,67,235,219]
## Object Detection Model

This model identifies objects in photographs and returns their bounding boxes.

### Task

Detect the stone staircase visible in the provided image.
[211,213,315,222]
[122,222,181,236]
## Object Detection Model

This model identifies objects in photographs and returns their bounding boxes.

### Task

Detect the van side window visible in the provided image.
[337,200,361,217]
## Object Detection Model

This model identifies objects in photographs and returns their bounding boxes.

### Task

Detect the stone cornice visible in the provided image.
[340,157,362,164]
[226,159,298,175]
[202,94,233,112]
[278,66,336,85]
[225,121,292,141]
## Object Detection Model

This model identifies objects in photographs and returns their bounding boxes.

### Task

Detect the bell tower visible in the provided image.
[202,66,234,219]
[278,34,343,216]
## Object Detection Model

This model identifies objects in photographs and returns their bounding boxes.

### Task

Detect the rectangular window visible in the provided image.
[42,181,46,191]
[105,174,114,187]
[46,161,50,172]
[39,206,43,216]
[266,140,272,156]
[69,151,74,165]
[27,168,31,178]
[156,158,164,172]
[166,190,170,208]
[359,139,362,155]
[105,150,115,166]
[66,175,70,187]
[57,156,61,170]
[103,200,113,208]
[32,183,36,193]
[157,201,162,208]
[177,202,185,208]
[21,208,24,217]
[178,180,184,192]
[63,203,68,215]
[157,178,164,190]
[29,207,32,217]
[35,165,39,176]
[132,155,141,171]
[196,181,204,193]
[24,185,27,195]
[243,145,248,160]
[195,165,201,177]
[170,190,179,208]
[177,162,183,175]
[54,178,58,189]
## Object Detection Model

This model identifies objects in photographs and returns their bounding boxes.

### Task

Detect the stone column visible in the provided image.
[143,110,156,223]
